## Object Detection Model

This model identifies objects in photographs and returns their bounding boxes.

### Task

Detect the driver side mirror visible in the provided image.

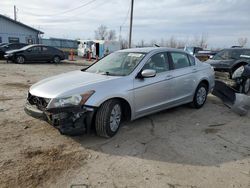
[140,69,156,78]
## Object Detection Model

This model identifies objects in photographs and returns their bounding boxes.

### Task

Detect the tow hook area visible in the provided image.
[47,107,95,136]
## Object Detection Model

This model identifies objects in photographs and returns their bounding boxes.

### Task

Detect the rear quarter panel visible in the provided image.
[196,61,215,92]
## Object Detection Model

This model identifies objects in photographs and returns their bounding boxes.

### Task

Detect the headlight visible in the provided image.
[51,90,95,108]
[7,53,13,56]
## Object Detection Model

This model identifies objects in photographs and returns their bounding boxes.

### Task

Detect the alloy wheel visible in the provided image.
[109,104,121,132]
[196,87,207,105]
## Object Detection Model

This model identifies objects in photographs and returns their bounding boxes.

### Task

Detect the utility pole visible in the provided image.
[128,0,134,48]
[119,26,122,42]
[14,5,17,21]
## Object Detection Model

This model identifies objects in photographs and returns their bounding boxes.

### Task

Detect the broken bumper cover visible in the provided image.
[24,102,95,136]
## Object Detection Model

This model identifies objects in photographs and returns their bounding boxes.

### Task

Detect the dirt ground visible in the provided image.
[0,60,250,188]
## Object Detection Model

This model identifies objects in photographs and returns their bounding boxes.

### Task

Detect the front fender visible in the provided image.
[85,91,134,109]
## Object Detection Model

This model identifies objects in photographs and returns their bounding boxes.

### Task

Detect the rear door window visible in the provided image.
[170,52,191,69]
[42,47,48,51]
[188,55,196,66]
[31,46,42,52]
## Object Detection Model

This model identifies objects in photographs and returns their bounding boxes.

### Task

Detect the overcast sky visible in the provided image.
[1,0,250,48]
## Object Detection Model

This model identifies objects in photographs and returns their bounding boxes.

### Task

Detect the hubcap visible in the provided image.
[54,57,60,63]
[244,79,250,93]
[109,104,121,132]
[17,56,24,63]
[196,87,207,105]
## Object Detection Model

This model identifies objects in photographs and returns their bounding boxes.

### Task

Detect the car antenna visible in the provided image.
[154,44,160,47]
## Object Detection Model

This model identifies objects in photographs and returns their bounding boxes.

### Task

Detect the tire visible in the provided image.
[53,56,61,63]
[95,99,122,138]
[241,78,250,94]
[16,56,25,64]
[191,83,208,109]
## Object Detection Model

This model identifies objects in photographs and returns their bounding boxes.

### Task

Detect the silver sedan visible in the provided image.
[25,48,215,137]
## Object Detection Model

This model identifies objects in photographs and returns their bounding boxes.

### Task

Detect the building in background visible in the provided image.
[0,14,43,44]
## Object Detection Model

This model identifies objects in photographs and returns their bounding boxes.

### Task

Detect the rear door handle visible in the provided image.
[166,75,173,79]
[192,68,198,72]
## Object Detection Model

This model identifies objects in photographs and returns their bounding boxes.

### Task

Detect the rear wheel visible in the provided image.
[53,56,61,63]
[191,83,208,108]
[16,56,25,64]
[95,99,122,138]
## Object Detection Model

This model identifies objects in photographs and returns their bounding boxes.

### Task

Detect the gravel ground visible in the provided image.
[0,60,250,188]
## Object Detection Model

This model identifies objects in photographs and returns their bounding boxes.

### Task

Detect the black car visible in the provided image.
[0,43,8,47]
[0,43,28,59]
[4,44,65,64]
[206,48,250,76]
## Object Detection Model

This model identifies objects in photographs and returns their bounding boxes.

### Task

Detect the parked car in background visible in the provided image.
[206,48,250,76]
[24,47,214,137]
[184,46,203,56]
[0,43,8,47]
[4,44,65,64]
[0,43,28,59]
[195,50,218,62]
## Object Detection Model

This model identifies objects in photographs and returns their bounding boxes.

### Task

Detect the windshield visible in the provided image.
[85,52,146,76]
[213,49,241,60]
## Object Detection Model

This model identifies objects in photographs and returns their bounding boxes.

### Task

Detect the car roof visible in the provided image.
[118,47,186,54]
[27,44,45,47]
[223,48,250,50]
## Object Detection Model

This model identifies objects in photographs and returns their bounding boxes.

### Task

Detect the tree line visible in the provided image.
[94,25,248,49]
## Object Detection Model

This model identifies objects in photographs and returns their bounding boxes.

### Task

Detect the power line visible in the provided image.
[68,0,111,18]
[50,0,98,16]
[121,5,130,28]
[21,0,98,17]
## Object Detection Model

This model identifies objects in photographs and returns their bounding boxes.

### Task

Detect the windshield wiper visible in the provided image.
[100,72,121,76]
[100,71,110,75]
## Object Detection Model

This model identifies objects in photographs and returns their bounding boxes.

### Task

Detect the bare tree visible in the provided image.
[238,37,248,47]
[107,30,117,41]
[192,34,208,48]
[150,39,157,47]
[177,40,185,48]
[120,38,129,49]
[169,36,178,48]
[94,25,108,40]
[137,39,145,47]
[160,38,165,47]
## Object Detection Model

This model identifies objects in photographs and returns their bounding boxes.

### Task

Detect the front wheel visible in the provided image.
[95,99,122,138]
[16,56,25,64]
[191,83,208,109]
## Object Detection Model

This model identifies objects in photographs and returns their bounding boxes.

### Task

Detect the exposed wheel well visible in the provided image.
[232,62,248,73]
[199,80,209,90]
[16,55,25,59]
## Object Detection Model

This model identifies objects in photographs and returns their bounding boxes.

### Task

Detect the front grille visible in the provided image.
[28,93,50,110]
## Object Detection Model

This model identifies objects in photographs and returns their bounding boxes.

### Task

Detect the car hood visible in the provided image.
[5,49,23,54]
[29,70,119,98]
[205,59,233,67]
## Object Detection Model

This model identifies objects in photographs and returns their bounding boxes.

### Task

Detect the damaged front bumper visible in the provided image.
[24,102,96,136]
